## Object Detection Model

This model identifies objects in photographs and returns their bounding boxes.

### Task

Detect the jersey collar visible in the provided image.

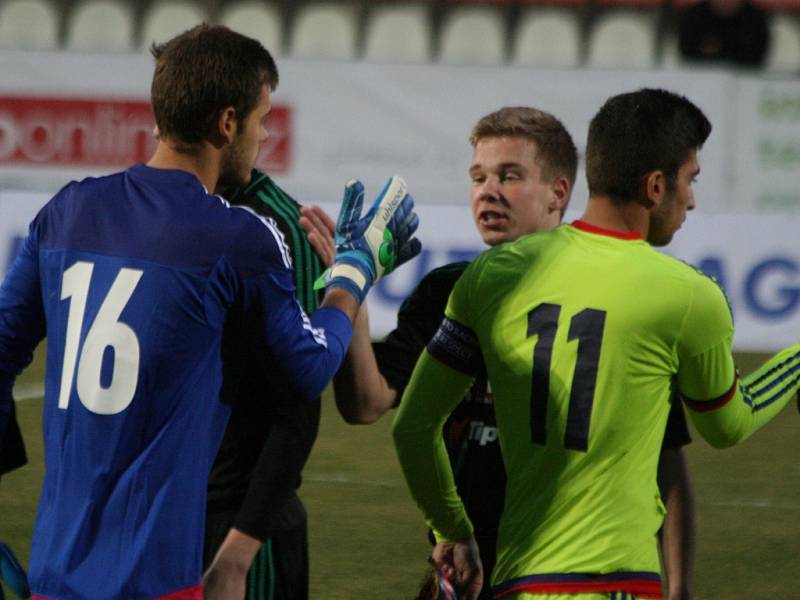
[570,220,642,240]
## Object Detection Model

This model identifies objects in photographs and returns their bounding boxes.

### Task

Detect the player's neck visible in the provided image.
[147,140,220,193]
[580,195,649,238]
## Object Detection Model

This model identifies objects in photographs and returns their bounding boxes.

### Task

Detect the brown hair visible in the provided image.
[470,106,578,186]
[150,24,279,148]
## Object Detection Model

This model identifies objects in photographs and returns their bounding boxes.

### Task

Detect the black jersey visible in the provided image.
[374,261,692,587]
[0,401,26,476]
[206,170,324,541]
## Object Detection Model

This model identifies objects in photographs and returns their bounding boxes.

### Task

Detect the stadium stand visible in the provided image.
[767,12,800,72]
[364,3,433,63]
[439,4,506,64]
[0,0,59,50]
[754,0,800,10]
[65,0,135,52]
[587,8,659,68]
[218,1,284,53]
[139,1,208,50]
[0,0,796,73]
[289,1,359,60]
[511,7,583,67]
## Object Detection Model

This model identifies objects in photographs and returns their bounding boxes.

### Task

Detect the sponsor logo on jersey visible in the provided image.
[468,421,498,446]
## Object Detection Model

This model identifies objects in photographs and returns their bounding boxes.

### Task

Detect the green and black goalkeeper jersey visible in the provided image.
[206,169,324,541]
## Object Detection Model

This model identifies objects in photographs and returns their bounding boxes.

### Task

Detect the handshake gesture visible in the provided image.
[311,176,422,305]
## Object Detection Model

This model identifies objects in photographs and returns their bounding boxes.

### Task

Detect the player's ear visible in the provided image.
[641,170,665,209]
[549,175,571,216]
[215,106,238,146]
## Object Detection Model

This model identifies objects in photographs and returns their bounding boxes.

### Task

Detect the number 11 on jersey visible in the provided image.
[527,303,606,452]
[58,261,143,415]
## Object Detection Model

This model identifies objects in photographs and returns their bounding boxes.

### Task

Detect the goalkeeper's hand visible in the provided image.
[324,176,421,305]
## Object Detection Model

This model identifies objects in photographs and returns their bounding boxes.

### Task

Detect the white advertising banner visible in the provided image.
[734,77,800,213]
[0,51,798,350]
[1,51,798,214]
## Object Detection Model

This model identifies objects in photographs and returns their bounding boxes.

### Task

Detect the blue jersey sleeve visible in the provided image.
[0,221,47,443]
[225,213,352,400]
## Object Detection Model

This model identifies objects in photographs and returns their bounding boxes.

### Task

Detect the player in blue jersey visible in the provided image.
[0,24,420,600]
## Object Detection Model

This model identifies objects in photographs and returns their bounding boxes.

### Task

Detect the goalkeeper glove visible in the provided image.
[0,542,30,599]
[323,176,421,304]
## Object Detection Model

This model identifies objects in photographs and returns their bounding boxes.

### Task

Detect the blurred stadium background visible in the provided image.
[0,0,797,68]
[0,1,799,598]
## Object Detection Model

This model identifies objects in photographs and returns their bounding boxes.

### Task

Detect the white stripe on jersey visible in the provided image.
[234,205,293,269]
[296,299,328,347]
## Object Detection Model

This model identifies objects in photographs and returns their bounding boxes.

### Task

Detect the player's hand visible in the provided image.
[322,176,422,304]
[202,528,260,600]
[300,205,336,268]
[431,537,483,600]
[202,561,246,600]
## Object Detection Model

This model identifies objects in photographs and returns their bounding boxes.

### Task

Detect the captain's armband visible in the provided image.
[427,317,482,376]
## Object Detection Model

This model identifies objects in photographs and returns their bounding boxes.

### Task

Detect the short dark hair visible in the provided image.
[469,106,578,187]
[586,88,712,203]
[150,24,279,147]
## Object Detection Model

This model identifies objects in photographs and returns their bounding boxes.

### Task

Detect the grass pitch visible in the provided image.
[1,349,798,599]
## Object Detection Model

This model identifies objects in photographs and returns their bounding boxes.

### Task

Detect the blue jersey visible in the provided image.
[0,164,351,599]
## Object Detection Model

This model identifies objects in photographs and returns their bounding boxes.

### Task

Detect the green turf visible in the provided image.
[1,351,798,599]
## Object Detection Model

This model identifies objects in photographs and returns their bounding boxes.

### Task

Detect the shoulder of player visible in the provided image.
[421,261,471,287]
[215,200,294,272]
[647,251,731,312]
[465,226,557,273]
[402,261,470,306]
[654,252,723,288]
[230,170,301,219]
[38,172,123,218]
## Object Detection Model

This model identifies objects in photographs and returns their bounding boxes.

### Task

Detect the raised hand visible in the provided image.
[323,176,422,304]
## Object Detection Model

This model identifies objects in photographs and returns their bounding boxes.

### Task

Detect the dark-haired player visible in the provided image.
[0,24,419,599]
[333,106,694,599]
[393,88,800,600]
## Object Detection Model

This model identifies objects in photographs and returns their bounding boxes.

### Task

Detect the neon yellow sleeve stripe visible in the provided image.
[392,349,476,542]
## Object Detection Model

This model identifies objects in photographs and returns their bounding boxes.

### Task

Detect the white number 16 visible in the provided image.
[58,261,143,415]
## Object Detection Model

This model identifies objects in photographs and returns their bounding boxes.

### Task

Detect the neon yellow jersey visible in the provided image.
[393,221,800,599]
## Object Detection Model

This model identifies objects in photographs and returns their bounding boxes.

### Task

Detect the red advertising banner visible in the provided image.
[0,96,291,173]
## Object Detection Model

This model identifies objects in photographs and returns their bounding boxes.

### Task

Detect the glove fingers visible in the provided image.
[390,193,415,228]
[364,175,408,226]
[396,237,423,268]
[398,209,420,241]
[336,179,365,237]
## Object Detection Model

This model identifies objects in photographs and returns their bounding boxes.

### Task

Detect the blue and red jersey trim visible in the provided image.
[33,582,202,600]
[570,220,643,240]
[493,572,663,599]
[681,374,739,413]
